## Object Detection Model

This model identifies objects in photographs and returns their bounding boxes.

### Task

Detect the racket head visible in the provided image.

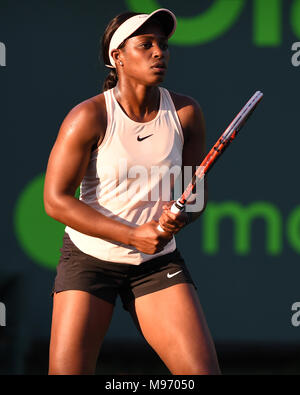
[174,91,263,210]
[185,90,263,197]
[221,91,263,142]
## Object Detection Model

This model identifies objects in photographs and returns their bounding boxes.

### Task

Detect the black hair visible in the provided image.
[100,12,141,92]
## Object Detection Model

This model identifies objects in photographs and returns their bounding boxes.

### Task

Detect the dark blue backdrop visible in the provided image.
[1,1,300,370]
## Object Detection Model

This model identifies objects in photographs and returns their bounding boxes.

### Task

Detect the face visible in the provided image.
[113,22,170,85]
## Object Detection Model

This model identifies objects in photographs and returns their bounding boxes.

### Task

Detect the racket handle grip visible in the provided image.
[157,224,165,232]
[157,201,185,232]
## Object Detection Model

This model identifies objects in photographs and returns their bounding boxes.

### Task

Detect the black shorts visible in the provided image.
[52,233,196,311]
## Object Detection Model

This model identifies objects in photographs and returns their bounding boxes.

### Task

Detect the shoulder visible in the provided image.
[168,90,203,116]
[65,92,107,128]
[167,90,205,142]
[58,92,107,148]
[168,90,199,106]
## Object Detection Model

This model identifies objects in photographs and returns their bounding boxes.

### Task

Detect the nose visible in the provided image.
[153,43,164,59]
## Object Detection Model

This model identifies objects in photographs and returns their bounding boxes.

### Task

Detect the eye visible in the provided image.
[140,42,152,49]
[160,42,169,50]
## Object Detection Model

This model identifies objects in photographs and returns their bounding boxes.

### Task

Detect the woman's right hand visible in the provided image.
[128,220,173,255]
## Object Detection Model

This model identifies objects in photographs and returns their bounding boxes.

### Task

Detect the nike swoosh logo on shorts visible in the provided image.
[167,270,183,279]
[137,134,153,142]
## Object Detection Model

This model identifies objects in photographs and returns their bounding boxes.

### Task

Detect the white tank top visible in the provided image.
[66,87,184,265]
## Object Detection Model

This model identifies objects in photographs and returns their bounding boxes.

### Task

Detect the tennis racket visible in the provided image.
[157,90,263,232]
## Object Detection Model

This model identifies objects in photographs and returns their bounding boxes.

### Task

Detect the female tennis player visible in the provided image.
[44,8,221,375]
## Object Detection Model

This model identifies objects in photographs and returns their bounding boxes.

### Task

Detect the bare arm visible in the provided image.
[44,96,171,254]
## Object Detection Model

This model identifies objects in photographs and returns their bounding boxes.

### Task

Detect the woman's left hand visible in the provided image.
[158,201,188,234]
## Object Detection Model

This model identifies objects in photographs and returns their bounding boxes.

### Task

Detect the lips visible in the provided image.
[151,63,167,73]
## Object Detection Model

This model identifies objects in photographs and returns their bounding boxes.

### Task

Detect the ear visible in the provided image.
[111,49,122,65]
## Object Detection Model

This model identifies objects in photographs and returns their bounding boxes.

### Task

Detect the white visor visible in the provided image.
[106,8,177,68]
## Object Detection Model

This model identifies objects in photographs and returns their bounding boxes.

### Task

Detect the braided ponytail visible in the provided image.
[102,69,118,92]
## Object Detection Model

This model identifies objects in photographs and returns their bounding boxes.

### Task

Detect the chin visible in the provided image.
[148,75,165,85]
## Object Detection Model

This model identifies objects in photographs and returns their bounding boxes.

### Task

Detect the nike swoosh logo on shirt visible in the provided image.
[167,270,183,279]
[137,134,153,142]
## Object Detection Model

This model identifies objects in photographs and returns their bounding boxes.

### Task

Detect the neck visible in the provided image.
[113,80,160,123]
